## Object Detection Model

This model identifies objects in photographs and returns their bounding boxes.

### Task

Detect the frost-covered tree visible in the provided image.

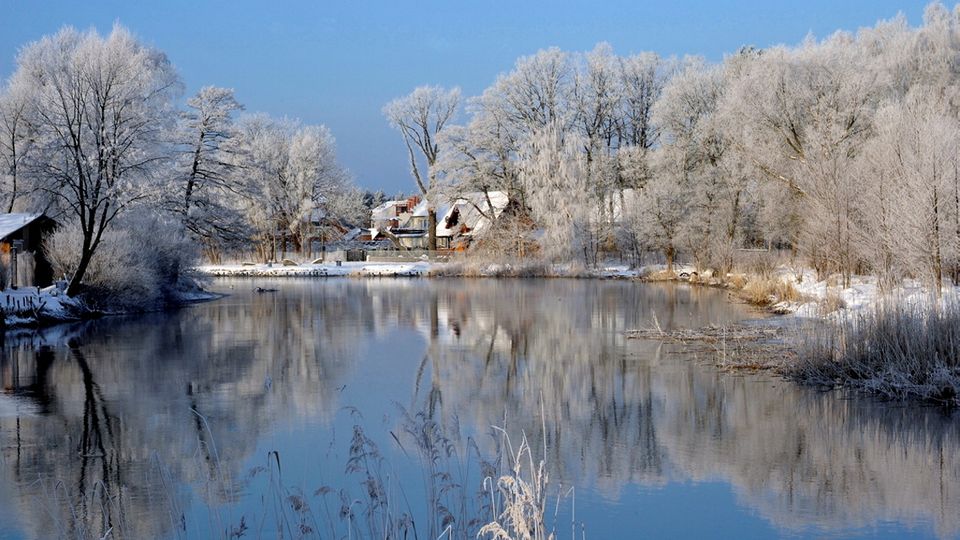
[235,114,351,261]
[613,51,675,202]
[0,79,33,213]
[497,48,573,133]
[9,25,180,295]
[572,43,619,161]
[862,87,960,292]
[571,44,623,253]
[632,155,686,272]
[436,116,517,217]
[616,52,673,151]
[383,86,460,250]
[720,32,881,284]
[173,86,247,257]
[450,48,574,206]
[652,59,744,272]
[518,121,593,263]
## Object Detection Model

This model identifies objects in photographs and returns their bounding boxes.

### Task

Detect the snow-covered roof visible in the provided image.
[400,191,511,241]
[410,199,431,218]
[342,228,363,241]
[371,200,409,222]
[412,191,508,226]
[371,200,405,213]
[0,213,44,240]
[437,191,509,238]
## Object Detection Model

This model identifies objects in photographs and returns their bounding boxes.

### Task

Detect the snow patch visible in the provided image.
[770,267,957,318]
[2,286,82,328]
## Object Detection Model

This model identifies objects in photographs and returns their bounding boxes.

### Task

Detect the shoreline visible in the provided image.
[194,260,641,280]
[1,288,223,336]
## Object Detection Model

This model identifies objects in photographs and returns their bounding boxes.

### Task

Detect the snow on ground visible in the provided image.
[1,285,81,328]
[595,264,643,278]
[768,267,957,318]
[196,260,651,279]
[196,261,433,278]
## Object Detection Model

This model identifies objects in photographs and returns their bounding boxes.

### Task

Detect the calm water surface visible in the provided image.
[1,279,958,539]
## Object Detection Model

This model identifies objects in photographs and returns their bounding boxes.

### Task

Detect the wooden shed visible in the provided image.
[0,213,57,289]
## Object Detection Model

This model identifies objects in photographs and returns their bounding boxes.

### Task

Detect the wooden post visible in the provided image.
[9,240,21,290]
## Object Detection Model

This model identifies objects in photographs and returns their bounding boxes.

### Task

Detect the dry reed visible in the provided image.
[788,299,960,405]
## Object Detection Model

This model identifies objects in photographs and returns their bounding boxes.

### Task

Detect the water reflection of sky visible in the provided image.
[1,278,958,539]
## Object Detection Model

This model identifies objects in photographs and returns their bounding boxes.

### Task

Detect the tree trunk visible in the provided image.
[933,186,943,295]
[184,134,204,217]
[954,163,960,285]
[66,245,95,297]
[6,157,16,213]
[428,209,437,251]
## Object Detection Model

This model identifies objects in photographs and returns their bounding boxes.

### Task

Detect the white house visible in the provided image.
[398,191,510,250]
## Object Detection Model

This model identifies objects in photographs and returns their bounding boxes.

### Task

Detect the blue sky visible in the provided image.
[0,0,929,193]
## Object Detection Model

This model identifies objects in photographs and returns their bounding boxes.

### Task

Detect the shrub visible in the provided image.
[428,257,577,278]
[45,213,198,310]
[640,268,676,281]
[726,273,748,289]
[739,276,801,306]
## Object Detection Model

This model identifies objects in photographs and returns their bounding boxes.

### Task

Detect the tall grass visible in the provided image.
[738,276,802,307]
[788,299,960,405]
[478,430,553,540]
[30,401,577,540]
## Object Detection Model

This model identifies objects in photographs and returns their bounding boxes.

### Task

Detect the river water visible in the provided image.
[0,278,958,539]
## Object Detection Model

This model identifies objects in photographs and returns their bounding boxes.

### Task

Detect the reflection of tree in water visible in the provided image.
[72,344,124,537]
[0,279,957,538]
[413,282,734,482]
[0,282,369,539]
[651,354,960,537]
[412,280,960,537]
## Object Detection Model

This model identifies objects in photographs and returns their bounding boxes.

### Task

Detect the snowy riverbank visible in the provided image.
[196,261,434,277]
[194,260,649,279]
[1,286,83,328]
[1,284,220,330]
[757,268,959,319]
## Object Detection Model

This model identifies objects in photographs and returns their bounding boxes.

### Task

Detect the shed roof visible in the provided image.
[0,213,45,240]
